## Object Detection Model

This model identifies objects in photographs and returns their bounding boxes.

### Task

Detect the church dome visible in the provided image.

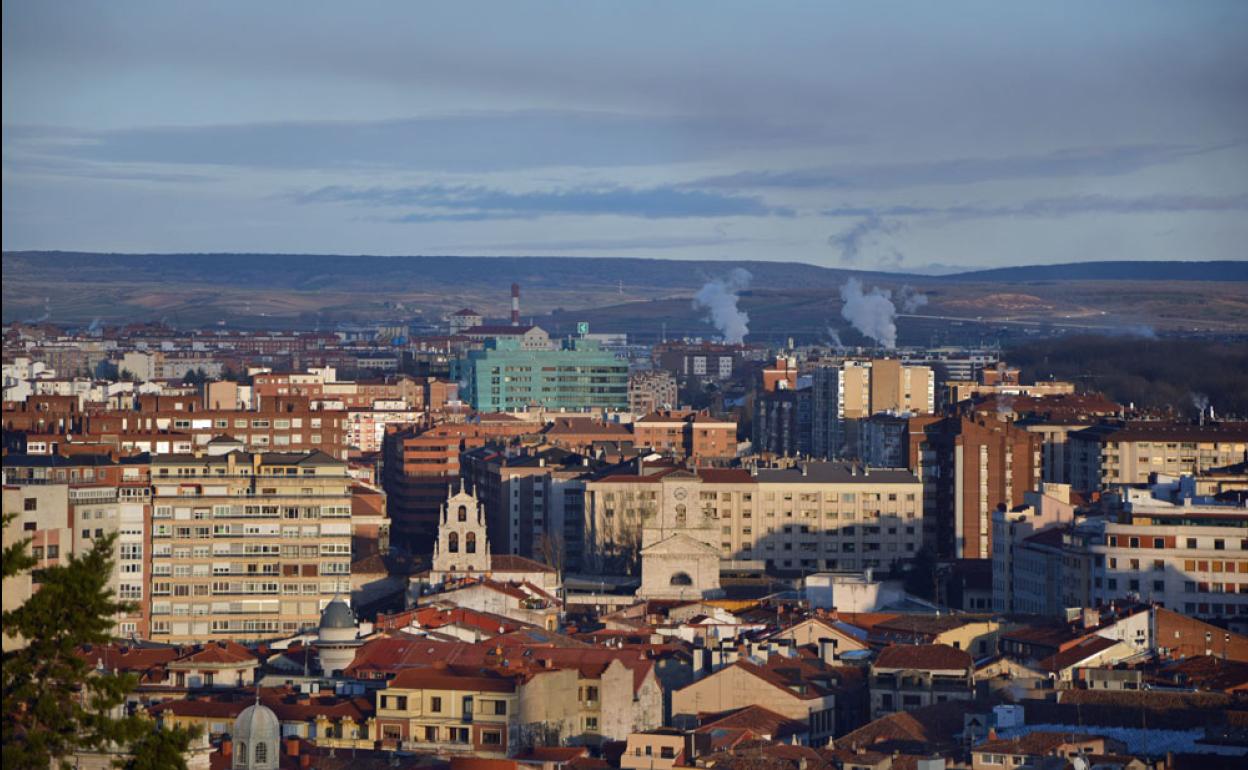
[319,597,355,630]
[232,702,279,769]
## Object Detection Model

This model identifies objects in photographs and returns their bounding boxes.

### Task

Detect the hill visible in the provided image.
[946,260,1248,283]
[3,252,1246,337]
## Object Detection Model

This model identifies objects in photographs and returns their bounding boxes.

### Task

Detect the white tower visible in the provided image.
[315,597,361,676]
[432,483,491,576]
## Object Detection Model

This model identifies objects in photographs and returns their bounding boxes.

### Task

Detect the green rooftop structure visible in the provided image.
[458,337,629,411]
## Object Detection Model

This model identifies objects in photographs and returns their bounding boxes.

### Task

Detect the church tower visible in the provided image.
[432,483,492,576]
[638,471,724,600]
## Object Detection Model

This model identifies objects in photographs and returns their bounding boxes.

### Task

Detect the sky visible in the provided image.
[2,1,1246,271]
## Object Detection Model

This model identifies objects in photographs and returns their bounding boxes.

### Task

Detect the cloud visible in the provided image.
[827,214,902,263]
[442,235,750,252]
[296,183,794,221]
[821,192,1248,221]
[693,144,1230,190]
[3,111,841,173]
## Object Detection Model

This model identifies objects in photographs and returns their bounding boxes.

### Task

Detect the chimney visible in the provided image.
[819,638,839,665]
[221,740,233,759]
[286,738,300,757]
[511,283,521,327]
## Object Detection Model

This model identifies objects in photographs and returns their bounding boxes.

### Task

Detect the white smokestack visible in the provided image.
[511,283,521,326]
[693,268,752,344]
[839,277,898,349]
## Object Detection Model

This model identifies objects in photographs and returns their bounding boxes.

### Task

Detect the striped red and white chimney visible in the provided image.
[511,283,520,326]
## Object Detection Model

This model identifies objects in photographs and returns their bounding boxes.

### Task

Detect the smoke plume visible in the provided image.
[827,328,846,352]
[839,278,898,349]
[896,285,928,313]
[694,268,752,343]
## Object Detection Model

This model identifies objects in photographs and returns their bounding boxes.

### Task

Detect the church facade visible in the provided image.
[431,483,493,576]
[637,470,724,600]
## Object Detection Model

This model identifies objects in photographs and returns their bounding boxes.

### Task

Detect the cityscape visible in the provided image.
[3,4,1248,770]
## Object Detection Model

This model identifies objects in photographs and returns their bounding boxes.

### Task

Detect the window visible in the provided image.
[24,498,37,511]
[253,743,267,764]
[492,700,507,715]
[430,696,442,713]
[482,730,502,746]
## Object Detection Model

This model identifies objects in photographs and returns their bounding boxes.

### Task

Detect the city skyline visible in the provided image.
[3,1,1246,269]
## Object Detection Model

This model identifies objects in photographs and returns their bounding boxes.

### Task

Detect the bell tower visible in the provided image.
[432,482,492,576]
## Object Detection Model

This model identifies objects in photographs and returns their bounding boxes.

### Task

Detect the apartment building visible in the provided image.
[991,484,1080,613]
[628,370,678,416]
[3,453,153,638]
[374,667,519,755]
[868,644,974,720]
[385,420,536,550]
[909,416,1043,560]
[148,450,353,643]
[753,386,812,459]
[583,462,923,575]
[461,324,552,351]
[811,359,934,460]
[1072,501,1248,622]
[460,446,595,568]
[1069,422,1248,492]
[651,341,758,385]
[42,396,354,461]
[459,338,629,412]
[999,476,1248,623]
[634,410,737,464]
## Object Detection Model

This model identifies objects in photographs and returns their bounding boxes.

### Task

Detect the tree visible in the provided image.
[121,724,200,770]
[538,532,567,581]
[1,514,193,769]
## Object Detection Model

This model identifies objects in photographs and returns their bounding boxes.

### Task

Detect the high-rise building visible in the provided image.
[908,415,1043,560]
[459,338,628,412]
[148,450,353,643]
[812,360,935,459]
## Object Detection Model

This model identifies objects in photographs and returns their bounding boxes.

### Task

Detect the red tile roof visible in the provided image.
[974,731,1101,756]
[872,644,973,672]
[388,665,519,693]
[1035,635,1123,673]
[696,705,807,739]
[172,640,257,667]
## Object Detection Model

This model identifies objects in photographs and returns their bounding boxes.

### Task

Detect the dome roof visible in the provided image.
[319,597,356,630]
[233,702,279,744]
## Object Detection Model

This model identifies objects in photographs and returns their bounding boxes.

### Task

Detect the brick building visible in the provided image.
[908,415,1043,560]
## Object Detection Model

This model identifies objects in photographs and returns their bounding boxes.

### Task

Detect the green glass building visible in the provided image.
[459,337,629,411]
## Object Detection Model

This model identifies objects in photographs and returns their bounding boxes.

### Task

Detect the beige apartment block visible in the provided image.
[1069,422,1248,492]
[584,462,923,576]
[148,450,353,643]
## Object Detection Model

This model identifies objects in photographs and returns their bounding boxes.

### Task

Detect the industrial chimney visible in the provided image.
[511,283,521,326]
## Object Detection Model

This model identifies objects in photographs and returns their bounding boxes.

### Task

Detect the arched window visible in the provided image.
[466,531,477,553]
[238,742,247,764]
[675,505,687,525]
[457,505,468,522]
[670,571,693,586]
[448,532,459,553]
[254,741,267,764]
